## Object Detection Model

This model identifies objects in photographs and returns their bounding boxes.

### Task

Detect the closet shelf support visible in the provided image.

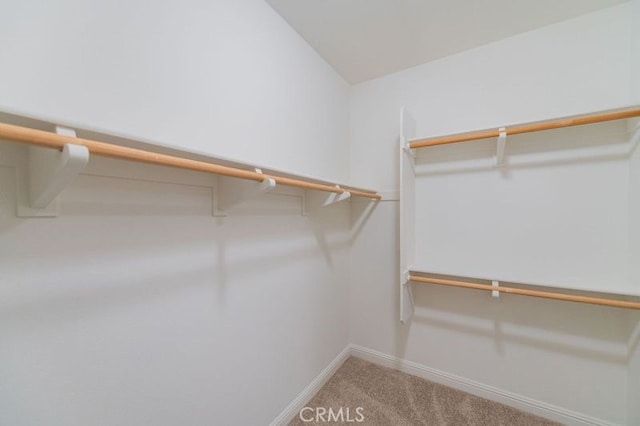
[17,126,89,217]
[496,127,506,165]
[29,142,89,208]
[491,281,500,299]
[323,186,351,206]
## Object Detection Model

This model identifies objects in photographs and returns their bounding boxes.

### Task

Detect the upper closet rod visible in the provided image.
[409,107,640,149]
[410,275,640,310]
[0,122,380,200]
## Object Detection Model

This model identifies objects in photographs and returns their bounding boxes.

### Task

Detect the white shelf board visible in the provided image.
[0,109,377,198]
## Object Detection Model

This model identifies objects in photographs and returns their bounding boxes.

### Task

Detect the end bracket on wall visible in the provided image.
[496,127,506,166]
[302,185,351,215]
[403,133,416,158]
[213,168,276,216]
[401,270,415,324]
[17,126,89,217]
[322,186,351,206]
[492,280,500,299]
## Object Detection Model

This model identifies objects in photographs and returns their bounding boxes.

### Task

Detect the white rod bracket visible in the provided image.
[496,127,506,166]
[303,184,352,215]
[17,126,89,217]
[402,138,416,158]
[492,280,500,299]
[254,168,277,192]
[213,168,276,215]
[322,185,351,206]
[400,270,415,324]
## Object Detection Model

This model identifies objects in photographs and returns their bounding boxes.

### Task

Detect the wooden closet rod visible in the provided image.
[409,107,640,149]
[0,122,380,200]
[409,275,640,310]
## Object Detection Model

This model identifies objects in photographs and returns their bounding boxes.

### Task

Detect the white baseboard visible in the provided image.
[270,346,351,426]
[349,344,618,426]
[271,343,619,426]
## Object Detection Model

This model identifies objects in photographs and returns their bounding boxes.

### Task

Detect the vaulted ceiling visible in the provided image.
[265,0,628,83]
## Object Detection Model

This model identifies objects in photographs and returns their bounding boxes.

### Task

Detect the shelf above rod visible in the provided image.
[0,122,381,200]
[409,106,640,149]
[409,275,640,310]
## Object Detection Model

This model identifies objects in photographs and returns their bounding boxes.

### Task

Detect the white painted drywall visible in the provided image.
[412,124,633,295]
[0,0,352,425]
[0,0,350,183]
[628,107,640,424]
[632,0,640,104]
[350,4,636,424]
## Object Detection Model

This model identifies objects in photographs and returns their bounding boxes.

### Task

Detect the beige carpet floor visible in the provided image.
[289,357,562,426]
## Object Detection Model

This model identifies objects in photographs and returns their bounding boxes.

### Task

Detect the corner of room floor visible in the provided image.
[287,356,561,426]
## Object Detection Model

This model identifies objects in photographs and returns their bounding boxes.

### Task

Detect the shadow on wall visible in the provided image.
[0,232,349,323]
[350,197,379,244]
[628,310,640,362]
[0,172,353,329]
[0,257,212,332]
[406,277,634,365]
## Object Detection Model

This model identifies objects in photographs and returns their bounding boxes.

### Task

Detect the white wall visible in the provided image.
[633,0,640,104]
[0,0,352,425]
[627,107,640,423]
[0,0,350,182]
[411,123,632,294]
[350,4,637,424]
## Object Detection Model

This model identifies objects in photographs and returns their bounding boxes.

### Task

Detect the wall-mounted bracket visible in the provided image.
[402,138,416,159]
[496,127,506,166]
[323,186,351,206]
[303,185,352,215]
[403,146,416,158]
[214,168,276,215]
[17,126,89,217]
[491,280,500,299]
[401,270,415,324]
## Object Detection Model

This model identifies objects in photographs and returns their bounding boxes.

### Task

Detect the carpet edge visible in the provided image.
[348,344,619,426]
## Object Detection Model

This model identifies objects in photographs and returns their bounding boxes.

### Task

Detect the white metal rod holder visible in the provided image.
[492,280,500,299]
[323,186,351,206]
[28,126,89,209]
[496,127,506,165]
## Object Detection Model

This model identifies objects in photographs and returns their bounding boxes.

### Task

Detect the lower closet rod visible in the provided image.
[0,122,381,200]
[409,275,640,310]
